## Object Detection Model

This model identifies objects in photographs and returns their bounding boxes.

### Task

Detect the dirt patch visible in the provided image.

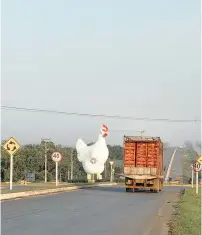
[149,190,182,235]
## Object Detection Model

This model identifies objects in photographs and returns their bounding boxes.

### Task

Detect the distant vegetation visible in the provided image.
[181,142,200,184]
[1,139,199,183]
[1,141,123,182]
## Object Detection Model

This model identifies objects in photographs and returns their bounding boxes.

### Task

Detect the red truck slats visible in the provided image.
[124,138,162,169]
[146,142,159,168]
[123,136,163,176]
[136,143,147,167]
[124,142,135,166]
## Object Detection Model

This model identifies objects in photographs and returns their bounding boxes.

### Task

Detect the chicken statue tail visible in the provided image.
[76,138,87,162]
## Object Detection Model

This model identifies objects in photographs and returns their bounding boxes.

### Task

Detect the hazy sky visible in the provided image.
[1,0,201,147]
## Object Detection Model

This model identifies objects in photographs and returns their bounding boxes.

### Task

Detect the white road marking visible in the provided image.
[164,148,177,183]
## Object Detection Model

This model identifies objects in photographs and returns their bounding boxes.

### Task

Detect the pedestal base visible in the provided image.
[87,173,102,182]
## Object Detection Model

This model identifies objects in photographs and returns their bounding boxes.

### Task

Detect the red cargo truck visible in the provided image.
[123,136,164,193]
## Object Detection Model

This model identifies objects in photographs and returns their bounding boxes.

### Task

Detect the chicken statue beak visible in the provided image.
[102,132,108,137]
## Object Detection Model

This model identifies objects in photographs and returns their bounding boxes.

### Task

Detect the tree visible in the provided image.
[1,140,124,182]
[195,141,201,149]
[184,140,194,150]
[163,142,170,149]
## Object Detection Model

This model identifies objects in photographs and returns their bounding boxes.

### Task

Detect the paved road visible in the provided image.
[163,147,177,177]
[2,186,182,235]
[168,148,184,182]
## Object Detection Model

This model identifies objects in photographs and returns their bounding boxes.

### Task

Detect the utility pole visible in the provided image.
[109,161,114,183]
[70,149,73,180]
[41,138,51,183]
[104,163,107,180]
[140,130,145,137]
[68,169,70,181]
[191,168,194,188]
[45,141,47,183]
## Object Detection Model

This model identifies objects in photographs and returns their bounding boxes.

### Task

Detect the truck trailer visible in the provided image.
[123,136,164,193]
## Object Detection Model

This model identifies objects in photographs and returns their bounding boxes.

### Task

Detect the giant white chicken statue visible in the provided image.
[76,124,109,181]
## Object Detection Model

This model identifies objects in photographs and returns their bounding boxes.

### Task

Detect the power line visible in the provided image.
[1,105,201,123]
[110,129,201,132]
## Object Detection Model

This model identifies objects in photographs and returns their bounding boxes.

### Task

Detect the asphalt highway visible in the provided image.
[1,185,183,235]
[1,148,184,235]
[168,148,184,181]
[163,147,177,177]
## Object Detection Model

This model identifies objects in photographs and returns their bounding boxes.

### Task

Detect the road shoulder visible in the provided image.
[144,190,182,235]
[1,183,117,201]
[168,188,201,235]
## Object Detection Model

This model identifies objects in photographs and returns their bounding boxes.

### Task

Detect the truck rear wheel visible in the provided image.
[126,188,132,192]
[153,179,160,193]
[159,181,162,191]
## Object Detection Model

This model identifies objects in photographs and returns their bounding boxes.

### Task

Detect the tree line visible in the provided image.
[1,139,199,183]
[1,140,123,182]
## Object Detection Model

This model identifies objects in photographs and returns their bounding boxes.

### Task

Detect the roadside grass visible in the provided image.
[0,182,108,194]
[169,188,201,235]
[1,183,70,194]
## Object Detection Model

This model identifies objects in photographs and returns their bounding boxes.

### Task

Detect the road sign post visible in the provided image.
[196,172,199,194]
[191,161,202,194]
[2,137,21,190]
[190,164,194,188]
[10,154,13,190]
[56,162,58,186]
[51,152,62,186]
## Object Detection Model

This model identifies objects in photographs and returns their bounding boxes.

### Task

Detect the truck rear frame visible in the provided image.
[123,136,164,193]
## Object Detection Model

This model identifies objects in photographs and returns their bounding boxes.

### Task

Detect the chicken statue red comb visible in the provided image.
[102,124,108,132]
[101,124,108,137]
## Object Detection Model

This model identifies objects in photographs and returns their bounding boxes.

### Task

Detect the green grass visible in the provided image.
[1,183,71,194]
[169,188,201,235]
[1,182,110,194]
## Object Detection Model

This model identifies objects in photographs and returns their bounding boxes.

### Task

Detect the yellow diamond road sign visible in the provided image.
[196,156,202,164]
[3,137,21,155]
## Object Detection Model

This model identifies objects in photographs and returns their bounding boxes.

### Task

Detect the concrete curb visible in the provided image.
[0,183,117,201]
[163,184,194,187]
